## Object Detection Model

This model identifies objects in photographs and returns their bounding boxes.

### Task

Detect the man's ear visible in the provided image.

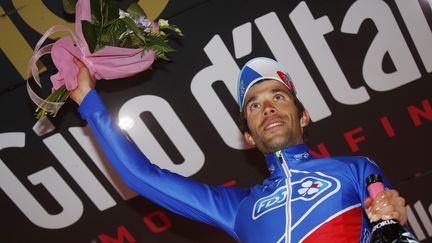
[300,110,310,128]
[243,132,256,146]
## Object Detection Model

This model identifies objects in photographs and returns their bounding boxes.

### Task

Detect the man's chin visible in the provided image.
[263,137,291,152]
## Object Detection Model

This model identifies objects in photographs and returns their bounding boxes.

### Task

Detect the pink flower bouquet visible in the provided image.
[27,0,182,118]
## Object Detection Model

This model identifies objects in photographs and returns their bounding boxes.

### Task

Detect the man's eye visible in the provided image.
[275,94,285,100]
[250,103,260,110]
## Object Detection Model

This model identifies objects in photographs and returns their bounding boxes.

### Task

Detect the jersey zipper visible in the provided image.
[277,151,292,243]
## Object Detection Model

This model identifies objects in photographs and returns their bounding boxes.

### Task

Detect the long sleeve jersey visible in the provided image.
[78,90,392,243]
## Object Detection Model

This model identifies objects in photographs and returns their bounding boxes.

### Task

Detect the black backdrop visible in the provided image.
[1,0,431,242]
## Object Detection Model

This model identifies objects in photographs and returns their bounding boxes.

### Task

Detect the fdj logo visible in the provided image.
[291,177,331,201]
[252,187,287,220]
[252,176,333,219]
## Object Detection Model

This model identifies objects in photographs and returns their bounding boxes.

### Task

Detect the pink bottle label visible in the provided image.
[367,182,385,199]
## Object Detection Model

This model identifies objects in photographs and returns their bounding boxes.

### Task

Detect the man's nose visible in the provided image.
[263,102,276,116]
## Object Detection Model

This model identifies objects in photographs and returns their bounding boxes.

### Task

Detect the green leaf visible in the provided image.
[98,27,110,45]
[109,28,118,46]
[82,20,98,53]
[121,17,146,41]
[105,0,119,23]
[62,0,77,14]
[149,44,174,54]
[159,24,184,37]
[127,2,147,19]
[90,0,101,24]
[123,35,132,48]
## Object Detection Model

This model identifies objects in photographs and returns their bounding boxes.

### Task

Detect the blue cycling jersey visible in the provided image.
[78,90,392,243]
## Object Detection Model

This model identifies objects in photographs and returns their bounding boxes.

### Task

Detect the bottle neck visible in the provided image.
[367,181,385,199]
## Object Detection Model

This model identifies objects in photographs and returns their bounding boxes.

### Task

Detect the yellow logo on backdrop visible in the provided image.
[0,0,169,79]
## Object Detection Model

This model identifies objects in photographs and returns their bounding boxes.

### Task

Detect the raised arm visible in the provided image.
[70,59,248,239]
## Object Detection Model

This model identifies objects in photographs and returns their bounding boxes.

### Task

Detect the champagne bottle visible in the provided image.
[366,174,419,243]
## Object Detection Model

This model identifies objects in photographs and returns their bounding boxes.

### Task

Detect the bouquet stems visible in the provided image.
[35,85,69,119]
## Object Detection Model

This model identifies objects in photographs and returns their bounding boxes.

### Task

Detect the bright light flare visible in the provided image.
[118,117,134,130]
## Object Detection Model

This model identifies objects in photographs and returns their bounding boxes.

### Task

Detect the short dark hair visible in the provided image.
[237,93,309,142]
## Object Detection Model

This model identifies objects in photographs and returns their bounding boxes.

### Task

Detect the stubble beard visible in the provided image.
[257,132,296,154]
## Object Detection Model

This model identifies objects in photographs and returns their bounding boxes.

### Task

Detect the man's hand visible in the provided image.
[70,58,96,105]
[364,189,407,225]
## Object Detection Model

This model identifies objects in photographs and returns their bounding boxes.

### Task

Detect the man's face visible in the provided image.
[243,80,309,154]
